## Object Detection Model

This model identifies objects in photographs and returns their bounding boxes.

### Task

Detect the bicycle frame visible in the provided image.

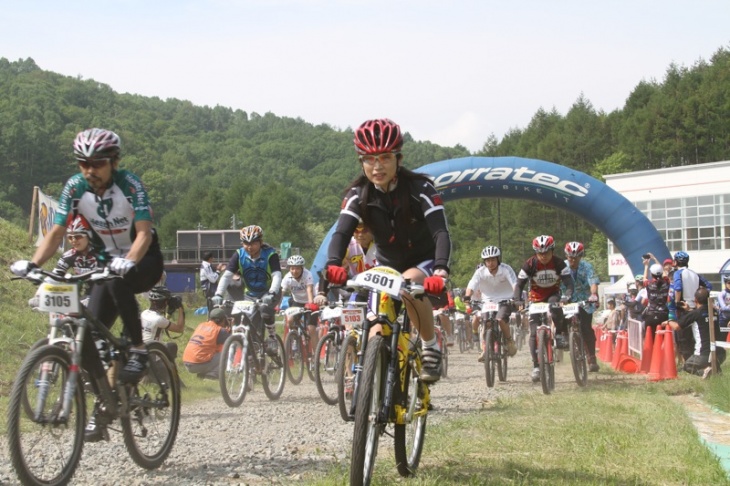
[347,268,430,425]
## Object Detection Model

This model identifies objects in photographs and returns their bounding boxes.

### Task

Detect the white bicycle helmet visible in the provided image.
[480,246,501,263]
[650,263,663,277]
[240,225,263,243]
[287,255,306,267]
[73,128,121,161]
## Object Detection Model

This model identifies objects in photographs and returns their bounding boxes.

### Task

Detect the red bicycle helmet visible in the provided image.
[67,215,92,237]
[564,241,584,258]
[353,119,403,155]
[532,235,555,253]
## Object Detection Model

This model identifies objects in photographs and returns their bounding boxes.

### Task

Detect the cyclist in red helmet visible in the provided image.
[513,235,574,383]
[322,118,452,383]
[562,241,600,372]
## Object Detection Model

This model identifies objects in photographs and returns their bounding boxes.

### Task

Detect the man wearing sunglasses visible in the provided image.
[11,128,164,404]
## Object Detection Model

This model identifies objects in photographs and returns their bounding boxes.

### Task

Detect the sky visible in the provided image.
[1,1,729,152]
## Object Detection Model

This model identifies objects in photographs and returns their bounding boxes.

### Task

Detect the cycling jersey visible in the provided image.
[54,171,155,259]
[141,309,171,343]
[515,255,573,302]
[281,268,314,304]
[344,238,377,277]
[223,244,281,298]
[53,248,101,276]
[467,263,517,301]
[327,178,450,273]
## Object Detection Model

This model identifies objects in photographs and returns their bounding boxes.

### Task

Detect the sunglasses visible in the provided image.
[359,153,398,166]
[77,158,111,169]
[67,234,87,241]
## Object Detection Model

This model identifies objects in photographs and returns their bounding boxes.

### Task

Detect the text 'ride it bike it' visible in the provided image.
[8,267,181,486]
[344,266,432,486]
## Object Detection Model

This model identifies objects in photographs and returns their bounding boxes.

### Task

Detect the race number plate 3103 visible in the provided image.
[353,267,403,297]
[38,282,81,314]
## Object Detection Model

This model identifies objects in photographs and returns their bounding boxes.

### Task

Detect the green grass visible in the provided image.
[304,382,730,485]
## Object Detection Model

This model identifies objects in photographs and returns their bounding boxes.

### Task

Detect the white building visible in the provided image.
[604,160,730,288]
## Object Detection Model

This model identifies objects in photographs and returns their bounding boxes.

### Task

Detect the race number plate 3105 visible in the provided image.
[38,283,81,314]
[353,267,403,297]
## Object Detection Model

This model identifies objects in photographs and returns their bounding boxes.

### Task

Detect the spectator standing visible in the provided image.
[200,252,225,313]
[641,262,670,339]
[666,288,725,378]
[718,275,730,332]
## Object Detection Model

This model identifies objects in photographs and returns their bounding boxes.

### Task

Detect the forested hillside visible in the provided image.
[1,46,729,284]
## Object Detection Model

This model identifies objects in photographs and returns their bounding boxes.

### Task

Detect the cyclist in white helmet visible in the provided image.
[281,255,319,354]
[464,245,519,361]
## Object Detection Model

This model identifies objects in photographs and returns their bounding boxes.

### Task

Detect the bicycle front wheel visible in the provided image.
[219,334,249,407]
[569,329,588,387]
[284,332,304,385]
[315,332,339,405]
[394,360,428,477]
[122,341,181,469]
[337,333,358,422]
[458,324,467,354]
[350,334,387,486]
[537,329,554,394]
[8,344,86,486]
[498,333,508,382]
[262,334,286,400]
[484,328,496,388]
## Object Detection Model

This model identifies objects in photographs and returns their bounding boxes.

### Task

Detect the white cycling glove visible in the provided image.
[110,257,135,276]
[11,260,37,277]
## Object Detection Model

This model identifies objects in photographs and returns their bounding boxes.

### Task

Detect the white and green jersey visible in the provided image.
[54,170,154,259]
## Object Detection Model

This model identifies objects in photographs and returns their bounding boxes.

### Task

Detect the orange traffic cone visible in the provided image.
[618,354,641,373]
[598,332,607,362]
[640,325,654,374]
[661,328,678,380]
[605,331,614,364]
[648,325,665,381]
[612,331,626,370]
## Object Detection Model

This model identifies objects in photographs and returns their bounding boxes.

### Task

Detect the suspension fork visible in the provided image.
[379,317,401,423]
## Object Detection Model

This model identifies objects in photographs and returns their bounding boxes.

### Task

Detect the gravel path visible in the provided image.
[0,342,582,485]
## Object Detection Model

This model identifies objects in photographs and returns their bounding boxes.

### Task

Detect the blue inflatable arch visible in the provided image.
[311,156,670,280]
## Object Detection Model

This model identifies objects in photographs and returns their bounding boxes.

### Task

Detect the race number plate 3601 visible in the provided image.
[38,283,81,314]
[353,267,403,297]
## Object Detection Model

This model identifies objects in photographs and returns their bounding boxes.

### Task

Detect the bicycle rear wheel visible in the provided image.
[284,332,304,385]
[262,334,286,400]
[337,333,358,422]
[394,359,428,477]
[8,344,86,486]
[219,334,249,407]
[569,329,588,387]
[350,335,387,486]
[441,340,449,378]
[484,328,496,388]
[537,329,554,394]
[122,342,181,469]
[315,332,339,405]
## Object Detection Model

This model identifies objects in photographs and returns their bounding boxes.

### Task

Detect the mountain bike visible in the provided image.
[433,308,449,378]
[347,266,431,486]
[563,301,589,387]
[453,309,470,353]
[509,309,527,351]
[283,306,317,384]
[529,301,558,395]
[8,268,181,486]
[218,299,286,407]
[476,300,511,388]
[314,303,344,405]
